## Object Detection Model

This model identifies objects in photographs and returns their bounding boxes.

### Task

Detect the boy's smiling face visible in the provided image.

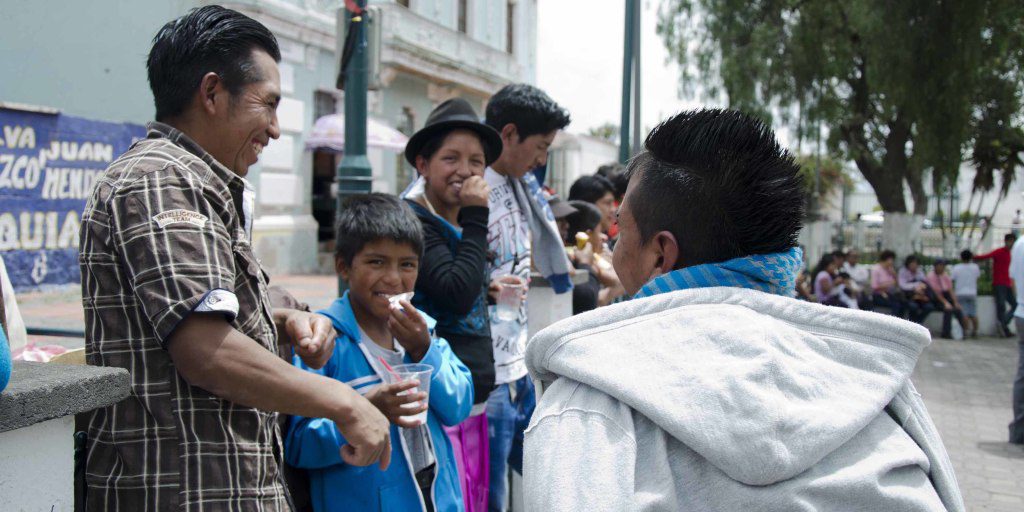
[337,239,420,324]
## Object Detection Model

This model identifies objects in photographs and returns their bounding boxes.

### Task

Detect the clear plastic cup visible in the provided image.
[495,274,526,322]
[382,363,433,425]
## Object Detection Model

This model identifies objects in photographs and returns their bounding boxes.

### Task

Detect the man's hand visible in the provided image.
[280,310,336,369]
[335,396,394,470]
[365,380,428,426]
[388,300,431,361]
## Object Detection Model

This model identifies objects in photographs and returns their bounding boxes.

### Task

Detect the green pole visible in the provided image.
[618,0,635,164]
[337,0,373,296]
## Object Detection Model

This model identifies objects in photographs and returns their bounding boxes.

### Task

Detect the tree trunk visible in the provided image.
[883,213,920,258]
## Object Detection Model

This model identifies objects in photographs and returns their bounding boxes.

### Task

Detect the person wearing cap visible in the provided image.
[927,259,968,339]
[548,194,577,243]
[400,98,503,512]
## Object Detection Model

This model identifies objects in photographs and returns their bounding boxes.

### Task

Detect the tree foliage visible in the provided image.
[587,122,621,143]
[657,0,1024,218]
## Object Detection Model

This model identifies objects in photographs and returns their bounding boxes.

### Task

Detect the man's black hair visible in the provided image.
[624,108,804,268]
[961,249,973,261]
[335,193,424,265]
[904,254,920,267]
[484,84,570,140]
[568,175,614,205]
[147,5,281,121]
[879,249,896,262]
[1006,233,1017,243]
[608,171,629,201]
[564,200,603,244]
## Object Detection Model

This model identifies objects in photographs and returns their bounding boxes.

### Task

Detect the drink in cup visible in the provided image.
[382,363,433,425]
[495,274,526,322]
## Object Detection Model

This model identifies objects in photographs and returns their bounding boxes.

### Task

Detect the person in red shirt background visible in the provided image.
[976,233,1018,337]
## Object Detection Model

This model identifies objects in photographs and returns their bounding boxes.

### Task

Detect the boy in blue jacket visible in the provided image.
[286,193,474,512]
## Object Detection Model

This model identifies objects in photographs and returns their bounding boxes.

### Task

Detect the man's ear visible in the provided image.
[651,230,680,276]
[198,72,223,116]
[500,123,518,143]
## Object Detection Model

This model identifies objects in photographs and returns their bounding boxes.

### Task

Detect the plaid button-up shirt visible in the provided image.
[80,122,289,511]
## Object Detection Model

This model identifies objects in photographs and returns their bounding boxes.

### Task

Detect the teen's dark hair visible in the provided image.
[1006,233,1018,244]
[147,5,281,121]
[904,254,919,268]
[564,200,603,244]
[813,253,836,277]
[624,109,804,268]
[568,175,614,204]
[961,249,973,261]
[335,193,424,265]
[596,162,624,177]
[484,84,570,140]
[879,249,896,262]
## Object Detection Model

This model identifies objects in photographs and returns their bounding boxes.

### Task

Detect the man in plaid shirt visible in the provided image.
[79,6,394,510]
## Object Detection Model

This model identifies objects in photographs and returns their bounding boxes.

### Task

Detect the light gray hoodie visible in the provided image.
[523,287,964,511]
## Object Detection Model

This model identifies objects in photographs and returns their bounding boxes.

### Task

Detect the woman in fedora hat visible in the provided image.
[401,98,503,512]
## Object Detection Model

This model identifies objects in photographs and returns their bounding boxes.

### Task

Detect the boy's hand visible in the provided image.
[388,300,431,361]
[365,381,429,427]
[283,310,335,369]
[459,175,489,208]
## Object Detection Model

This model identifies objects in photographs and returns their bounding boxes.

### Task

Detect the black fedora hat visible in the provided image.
[404,98,503,167]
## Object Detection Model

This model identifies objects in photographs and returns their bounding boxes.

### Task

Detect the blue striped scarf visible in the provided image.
[634,247,804,299]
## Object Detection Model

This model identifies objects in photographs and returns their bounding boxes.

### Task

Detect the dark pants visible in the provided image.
[873,292,906,318]
[1011,319,1024,443]
[934,291,967,338]
[903,289,936,324]
[995,285,1017,335]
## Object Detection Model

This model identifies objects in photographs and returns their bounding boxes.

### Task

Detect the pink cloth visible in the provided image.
[927,271,952,294]
[445,413,489,512]
[871,264,897,292]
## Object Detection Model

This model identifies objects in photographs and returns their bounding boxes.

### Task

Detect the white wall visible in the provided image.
[0,417,74,512]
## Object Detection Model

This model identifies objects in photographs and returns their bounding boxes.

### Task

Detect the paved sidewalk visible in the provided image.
[13,276,1024,510]
[913,335,1024,511]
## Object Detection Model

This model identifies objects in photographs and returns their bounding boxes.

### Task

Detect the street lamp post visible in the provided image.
[619,0,635,163]
[337,0,372,295]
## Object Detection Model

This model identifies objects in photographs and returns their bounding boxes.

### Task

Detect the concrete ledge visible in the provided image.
[529,271,590,288]
[0,361,129,433]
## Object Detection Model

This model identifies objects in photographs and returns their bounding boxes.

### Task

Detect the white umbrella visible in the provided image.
[305,114,409,153]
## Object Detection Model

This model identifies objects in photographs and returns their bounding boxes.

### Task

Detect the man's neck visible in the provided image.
[490,159,513,178]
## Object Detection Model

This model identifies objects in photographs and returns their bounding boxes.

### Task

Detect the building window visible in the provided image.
[396,0,409,7]
[314,90,337,120]
[506,1,515,53]
[458,0,468,33]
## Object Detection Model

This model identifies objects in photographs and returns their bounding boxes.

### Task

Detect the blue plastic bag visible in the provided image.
[0,325,10,392]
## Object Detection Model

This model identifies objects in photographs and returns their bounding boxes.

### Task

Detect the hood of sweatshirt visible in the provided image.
[525,286,932,487]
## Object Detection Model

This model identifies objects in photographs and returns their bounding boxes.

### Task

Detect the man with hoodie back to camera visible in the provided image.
[522,109,964,511]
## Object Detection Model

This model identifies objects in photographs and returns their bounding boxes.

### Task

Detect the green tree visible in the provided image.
[658,0,1024,255]
[587,122,620,143]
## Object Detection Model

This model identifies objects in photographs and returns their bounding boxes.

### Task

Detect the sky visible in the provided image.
[536,0,708,137]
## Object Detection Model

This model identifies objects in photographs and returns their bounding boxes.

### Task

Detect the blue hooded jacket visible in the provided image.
[285,293,474,512]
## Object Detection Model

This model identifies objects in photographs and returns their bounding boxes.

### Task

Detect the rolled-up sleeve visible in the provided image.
[109,166,238,345]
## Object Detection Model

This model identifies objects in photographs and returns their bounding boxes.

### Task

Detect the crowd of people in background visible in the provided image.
[795,234,1019,340]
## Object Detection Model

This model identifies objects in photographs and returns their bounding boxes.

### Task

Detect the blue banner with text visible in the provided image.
[0,107,144,291]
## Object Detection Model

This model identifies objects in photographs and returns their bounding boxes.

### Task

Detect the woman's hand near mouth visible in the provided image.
[459,175,489,208]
